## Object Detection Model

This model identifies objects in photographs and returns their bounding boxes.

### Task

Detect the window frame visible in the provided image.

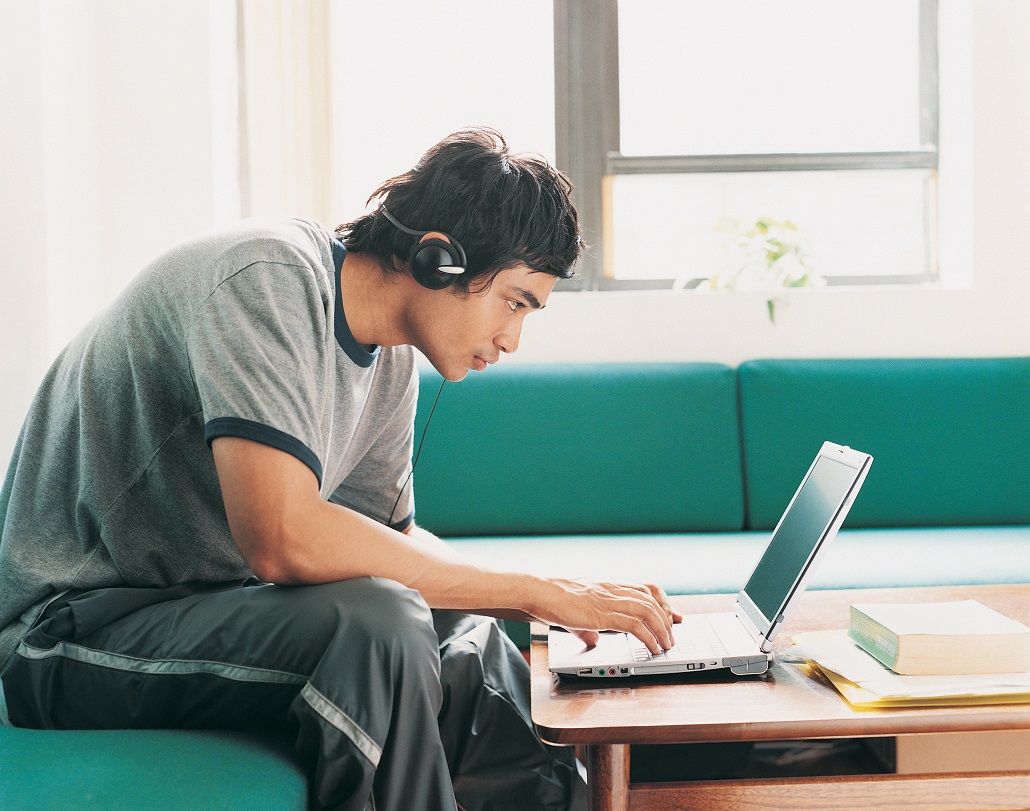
[553,0,940,291]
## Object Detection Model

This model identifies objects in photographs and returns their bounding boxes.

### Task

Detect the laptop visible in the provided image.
[548,441,873,678]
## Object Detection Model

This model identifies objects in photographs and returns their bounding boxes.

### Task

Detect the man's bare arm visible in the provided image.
[213,436,677,653]
[401,523,681,646]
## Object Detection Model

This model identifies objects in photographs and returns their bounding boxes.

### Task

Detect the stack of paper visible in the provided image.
[789,630,1030,708]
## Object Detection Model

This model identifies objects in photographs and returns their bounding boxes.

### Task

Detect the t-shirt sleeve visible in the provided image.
[329,358,418,530]
[188,261,331,486]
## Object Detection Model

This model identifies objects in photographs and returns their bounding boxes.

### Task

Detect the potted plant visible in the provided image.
[702,216,826,323]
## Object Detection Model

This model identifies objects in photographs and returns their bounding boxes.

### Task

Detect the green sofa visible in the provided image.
[3,356,1028,808]
[416,357,1030,645]
[0,729,306,810]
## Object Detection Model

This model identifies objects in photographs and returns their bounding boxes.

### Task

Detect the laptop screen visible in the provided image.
[742,455,859,623]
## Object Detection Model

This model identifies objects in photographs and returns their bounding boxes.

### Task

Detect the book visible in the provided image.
[847,600,1030,676]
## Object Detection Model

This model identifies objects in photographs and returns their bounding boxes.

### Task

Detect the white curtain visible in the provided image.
[237,0,335,224]
[0,2,241,466]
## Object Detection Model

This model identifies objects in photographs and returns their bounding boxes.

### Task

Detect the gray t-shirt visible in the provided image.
[0,217,417,667]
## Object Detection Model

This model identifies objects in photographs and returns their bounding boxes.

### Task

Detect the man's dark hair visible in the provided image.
[336,127,583,292]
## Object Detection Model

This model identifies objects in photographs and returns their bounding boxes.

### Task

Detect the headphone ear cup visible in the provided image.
[409,239,465,290]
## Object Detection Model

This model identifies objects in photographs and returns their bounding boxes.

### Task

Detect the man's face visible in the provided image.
[413,263,557,382]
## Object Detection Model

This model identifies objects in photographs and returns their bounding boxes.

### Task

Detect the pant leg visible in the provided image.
[433,611,586,811]
[1,577,457,811]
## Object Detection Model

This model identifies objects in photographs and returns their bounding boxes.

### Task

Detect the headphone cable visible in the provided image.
[387,377,446,529]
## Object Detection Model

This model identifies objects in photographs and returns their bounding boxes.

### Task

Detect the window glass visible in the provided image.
[609,169,931,283]
[330,0,554,219]
[618,0,922,155]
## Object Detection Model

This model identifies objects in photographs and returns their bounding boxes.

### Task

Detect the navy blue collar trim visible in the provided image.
[332,239,379,368]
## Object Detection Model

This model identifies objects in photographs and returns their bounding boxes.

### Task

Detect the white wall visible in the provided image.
[0,2,49,468]
[1,1,1028,468]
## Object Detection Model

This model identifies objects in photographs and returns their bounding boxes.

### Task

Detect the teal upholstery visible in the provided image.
[426,357,1029,654]
[0,728,306,810]
[413,363,744,535]
[738,357,1030,530]
[447,526,1030,596]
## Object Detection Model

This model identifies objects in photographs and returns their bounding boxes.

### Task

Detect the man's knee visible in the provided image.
[346,577,436,658]
[286,577,438,669]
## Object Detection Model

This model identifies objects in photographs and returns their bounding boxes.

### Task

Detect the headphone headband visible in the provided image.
[380,206,426,238]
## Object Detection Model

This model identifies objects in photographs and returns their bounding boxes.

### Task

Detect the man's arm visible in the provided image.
[213,436,678,653]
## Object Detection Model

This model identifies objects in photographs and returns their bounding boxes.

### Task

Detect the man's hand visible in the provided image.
[531,578,682,655]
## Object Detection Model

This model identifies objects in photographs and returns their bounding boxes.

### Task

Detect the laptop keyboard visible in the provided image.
[631,615,729,662]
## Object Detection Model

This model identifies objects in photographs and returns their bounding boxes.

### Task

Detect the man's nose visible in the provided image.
[496,321,522,354]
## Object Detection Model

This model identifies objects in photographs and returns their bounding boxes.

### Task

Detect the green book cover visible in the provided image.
[848,607,900,670]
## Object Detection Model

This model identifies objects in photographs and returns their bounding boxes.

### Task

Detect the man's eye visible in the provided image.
[506,300,522,312]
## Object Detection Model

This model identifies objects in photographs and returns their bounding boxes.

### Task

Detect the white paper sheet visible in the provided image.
[789,630,1030,701]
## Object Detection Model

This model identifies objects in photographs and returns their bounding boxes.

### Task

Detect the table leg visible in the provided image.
[586,744,630,811]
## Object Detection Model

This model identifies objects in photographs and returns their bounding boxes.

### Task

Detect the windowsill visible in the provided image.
[512,278,1022,367]
[553,276,974,298]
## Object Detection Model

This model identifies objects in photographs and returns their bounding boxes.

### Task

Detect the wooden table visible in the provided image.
[531,584,1030,811]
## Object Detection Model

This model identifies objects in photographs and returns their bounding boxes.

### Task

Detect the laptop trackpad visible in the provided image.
[549,629,633,668]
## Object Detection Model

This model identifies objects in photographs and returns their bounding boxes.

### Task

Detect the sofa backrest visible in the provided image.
[413,363,744,536]
[738,357,1030,530]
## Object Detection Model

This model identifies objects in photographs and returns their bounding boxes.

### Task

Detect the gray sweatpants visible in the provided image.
[1,577,584,810]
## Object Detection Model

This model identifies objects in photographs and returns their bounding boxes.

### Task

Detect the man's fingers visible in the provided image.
[644,583,683,623]
[624,616,665,655]
[613,600,673,653]
[603,585,675,650]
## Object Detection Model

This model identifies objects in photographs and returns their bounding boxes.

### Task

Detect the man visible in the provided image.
[0,128,678,810]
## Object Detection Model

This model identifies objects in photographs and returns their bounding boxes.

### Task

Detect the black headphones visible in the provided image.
[380,206,467,290]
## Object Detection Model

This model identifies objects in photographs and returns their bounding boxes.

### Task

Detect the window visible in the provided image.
[555,0,940,290]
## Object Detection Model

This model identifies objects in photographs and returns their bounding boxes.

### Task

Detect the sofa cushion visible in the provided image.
[445,526,1030,598]
[414,363,744,536]
[806,526,1030,590]
[0,728,307,810]
[738,357,1030,530]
